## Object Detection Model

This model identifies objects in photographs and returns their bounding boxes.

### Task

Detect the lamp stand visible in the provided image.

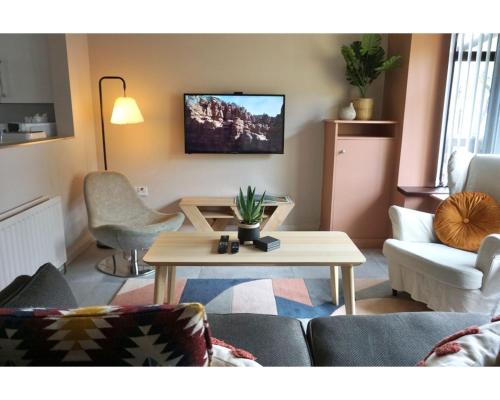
[96,76,127,250]
[98,76,127,171]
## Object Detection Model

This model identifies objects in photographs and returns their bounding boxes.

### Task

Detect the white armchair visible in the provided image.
[383,151,500,315]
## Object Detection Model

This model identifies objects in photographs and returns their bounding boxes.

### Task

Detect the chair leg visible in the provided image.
[392,289,398,297]
[96,249,154,278]
[130,249,140,275]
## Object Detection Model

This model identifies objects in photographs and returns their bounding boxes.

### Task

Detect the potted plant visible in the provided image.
[236,186,265,244]
[341,34,401,120]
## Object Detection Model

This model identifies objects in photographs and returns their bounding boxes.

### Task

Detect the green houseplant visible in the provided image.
[236,186,265,244]
[341,34,401,120]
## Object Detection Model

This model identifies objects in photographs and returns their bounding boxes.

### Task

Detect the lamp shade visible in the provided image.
[110,96,144,124]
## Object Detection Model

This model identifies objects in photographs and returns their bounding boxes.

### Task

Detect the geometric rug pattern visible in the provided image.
[112,278,428,318]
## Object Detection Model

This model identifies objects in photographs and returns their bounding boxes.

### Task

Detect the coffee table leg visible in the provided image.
[341,265,356,315]
[154,266,168,304]
[167,266,176,304]
[330,266,339,305]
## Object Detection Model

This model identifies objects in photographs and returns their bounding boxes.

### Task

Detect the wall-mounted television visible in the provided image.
[184,93,285,154]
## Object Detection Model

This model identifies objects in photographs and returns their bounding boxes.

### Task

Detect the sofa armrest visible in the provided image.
[2,263,78,309]
[388,205,437,242]
[476,234,500,294]
[0,275,31,306]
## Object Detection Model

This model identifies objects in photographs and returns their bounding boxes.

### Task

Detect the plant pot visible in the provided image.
[238,223,260,244]
[353,98,374,121]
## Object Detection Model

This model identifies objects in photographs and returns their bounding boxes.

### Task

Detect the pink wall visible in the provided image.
[397,34,451,187]
[384,34,451,211]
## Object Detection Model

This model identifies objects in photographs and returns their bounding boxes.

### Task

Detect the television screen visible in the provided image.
[184,94,285,154]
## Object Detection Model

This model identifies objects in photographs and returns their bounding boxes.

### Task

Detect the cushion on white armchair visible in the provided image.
[388,206,436,243]
[447,149,473,194]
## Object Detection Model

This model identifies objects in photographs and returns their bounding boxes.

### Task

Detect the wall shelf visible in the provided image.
[323,120,398,138]
[325,120,398,124]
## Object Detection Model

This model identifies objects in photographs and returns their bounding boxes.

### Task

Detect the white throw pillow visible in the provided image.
[422,320,500,367]
[447,149,473,194]
[210,345,262,367]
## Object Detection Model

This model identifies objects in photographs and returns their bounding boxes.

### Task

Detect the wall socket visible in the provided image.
[135,186,149,196]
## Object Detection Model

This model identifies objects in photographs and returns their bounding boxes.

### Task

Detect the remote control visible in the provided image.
[230,241,239,254]
[217,236,229,254]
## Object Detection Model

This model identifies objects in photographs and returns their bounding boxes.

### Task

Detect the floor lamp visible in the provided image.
[96,76,144,251]
[98,76,144,170]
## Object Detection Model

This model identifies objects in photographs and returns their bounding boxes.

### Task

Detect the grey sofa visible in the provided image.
[0,264,490,366]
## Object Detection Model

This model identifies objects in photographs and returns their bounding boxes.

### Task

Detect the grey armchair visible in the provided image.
[84,171,185,277]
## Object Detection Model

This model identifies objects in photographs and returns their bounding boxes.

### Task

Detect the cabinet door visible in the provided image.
[332,138,396,241]
[0,34,53,103]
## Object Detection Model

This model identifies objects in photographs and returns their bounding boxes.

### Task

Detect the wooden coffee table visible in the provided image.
[143,231,366,315]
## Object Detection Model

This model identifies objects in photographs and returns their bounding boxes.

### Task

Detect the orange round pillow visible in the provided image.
[434,192,500,252]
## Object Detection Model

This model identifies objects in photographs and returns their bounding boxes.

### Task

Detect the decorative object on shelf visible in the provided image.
[236,186,266,244]
[98,76,144,170]
[352,98,374,121]
[341,34,401,120]
[339,102,356,120]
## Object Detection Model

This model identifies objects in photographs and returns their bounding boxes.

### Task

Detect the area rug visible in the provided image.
[111,278,428,318]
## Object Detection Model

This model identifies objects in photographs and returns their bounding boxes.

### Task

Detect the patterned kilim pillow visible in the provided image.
[0,303,212,366]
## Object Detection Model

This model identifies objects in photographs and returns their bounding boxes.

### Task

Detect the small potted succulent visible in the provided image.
[236,186,265,244]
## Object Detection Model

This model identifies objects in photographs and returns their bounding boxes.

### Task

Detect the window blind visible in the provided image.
[437,33,499,186]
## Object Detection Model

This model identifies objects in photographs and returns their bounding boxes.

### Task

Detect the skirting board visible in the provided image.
[66,231,94,264]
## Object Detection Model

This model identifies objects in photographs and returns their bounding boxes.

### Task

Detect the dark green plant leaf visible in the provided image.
[341,34,400,95]
[375,55,401,72]
[237,186,266,224]
[361,34,381,55]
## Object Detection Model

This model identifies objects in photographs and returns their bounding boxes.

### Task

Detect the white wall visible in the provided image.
[88,34,386,229]
[0,34,97,260]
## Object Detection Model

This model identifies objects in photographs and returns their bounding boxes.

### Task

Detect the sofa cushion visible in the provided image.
[0,303,212,366]
[419,319,500,366]
[433,192,500,252]
[1,263,78,309]
[210,339,261,367]
[208,313,312,366]
[383,239,482,289]
[307,312,490,366]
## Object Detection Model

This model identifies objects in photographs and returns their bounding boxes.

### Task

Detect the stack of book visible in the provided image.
[254,236,280,252]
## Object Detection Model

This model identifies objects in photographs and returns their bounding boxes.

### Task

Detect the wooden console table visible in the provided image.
[179,196,294,232]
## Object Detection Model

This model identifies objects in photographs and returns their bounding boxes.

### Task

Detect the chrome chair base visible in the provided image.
[96,249,155,278]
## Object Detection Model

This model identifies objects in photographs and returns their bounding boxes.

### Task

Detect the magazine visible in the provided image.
[235,193,290,204]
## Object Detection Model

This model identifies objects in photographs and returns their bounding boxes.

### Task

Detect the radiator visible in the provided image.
[0,196,67,289]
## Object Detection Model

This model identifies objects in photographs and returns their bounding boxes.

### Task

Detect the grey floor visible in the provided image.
[65,243,389,307]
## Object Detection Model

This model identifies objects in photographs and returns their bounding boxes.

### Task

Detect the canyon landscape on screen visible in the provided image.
[184,94,285,153]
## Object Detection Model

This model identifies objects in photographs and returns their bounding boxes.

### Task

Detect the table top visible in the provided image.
[179,196,294,207]
[143,231,366,267]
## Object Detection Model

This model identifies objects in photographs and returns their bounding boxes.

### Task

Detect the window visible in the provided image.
[437,33,500,186]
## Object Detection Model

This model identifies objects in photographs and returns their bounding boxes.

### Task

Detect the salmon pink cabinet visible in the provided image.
[320,120,398,248]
